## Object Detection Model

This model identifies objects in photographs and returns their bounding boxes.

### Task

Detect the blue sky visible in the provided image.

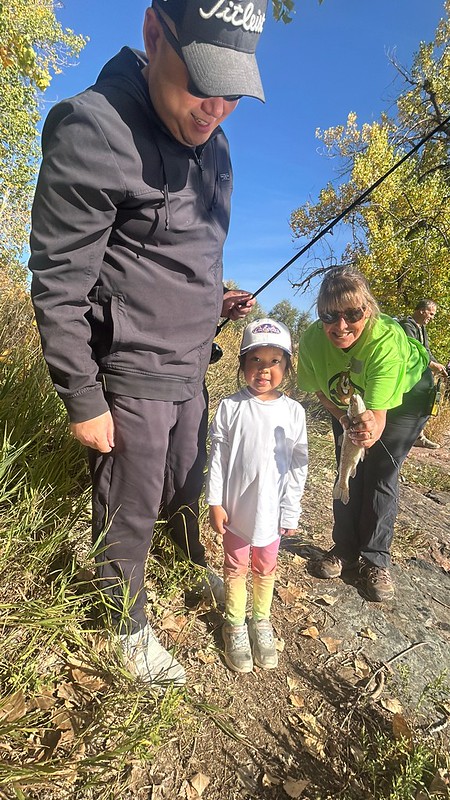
[44,0,445,314]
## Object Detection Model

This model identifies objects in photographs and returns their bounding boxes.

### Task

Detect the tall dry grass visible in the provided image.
[0,280,184,798]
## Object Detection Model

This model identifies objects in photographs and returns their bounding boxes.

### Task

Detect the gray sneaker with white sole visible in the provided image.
[248,618,278,670]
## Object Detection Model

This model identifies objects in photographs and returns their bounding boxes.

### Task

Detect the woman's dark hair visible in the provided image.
[317,266,380,319]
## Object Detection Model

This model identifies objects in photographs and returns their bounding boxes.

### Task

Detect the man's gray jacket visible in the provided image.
[397,316,434,361]
[30,47,232,422]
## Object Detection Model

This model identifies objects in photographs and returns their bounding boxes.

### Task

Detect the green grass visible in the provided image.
[0,301,186,798]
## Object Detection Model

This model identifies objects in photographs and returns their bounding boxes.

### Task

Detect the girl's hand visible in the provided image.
[280,527,296,537]
[209,505,228,536]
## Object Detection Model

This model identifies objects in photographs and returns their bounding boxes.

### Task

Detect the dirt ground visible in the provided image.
[141,428,450,800]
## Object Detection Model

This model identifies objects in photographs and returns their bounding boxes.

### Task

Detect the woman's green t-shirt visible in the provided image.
[297,314,428,410]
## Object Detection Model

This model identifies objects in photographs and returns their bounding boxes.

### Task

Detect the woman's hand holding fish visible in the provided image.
[348,409,386,448]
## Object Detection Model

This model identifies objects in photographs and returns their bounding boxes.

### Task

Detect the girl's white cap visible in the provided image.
[240,318,292,355]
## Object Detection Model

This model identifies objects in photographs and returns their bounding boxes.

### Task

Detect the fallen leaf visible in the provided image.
[292,555,305,565]
[287,676,301,692]
[297,712,327,759]
[316,594,337,606]
[55,681,83,706]
[0,691,26,723]
[52,708,75,733]
[428,769,449,791]
[359,627,378,640]
[429,543,450,573]
[128,765,150,793]
[189,772,210,796]
[320,636,342,653]
[277,582,307,606]
[28,692,57,712]
[416,768,450,799]
[284,606,309,622]
[262,772,281,787]
[65,654,85,669]
[275,637,285,652]
[283,778,310,798]
[74,567,95,584]
[392,713,414,742]
[179,778,197,799]
[196,649,216,664]
[365,671,385,701]
[289,694,305,708]
[160,613,188,633]
[300,626,320,639]
[354,656,371,679]
[33,728,61,761]
[380,697,403,714]
[350,744,365,764]
[71,666,108,693]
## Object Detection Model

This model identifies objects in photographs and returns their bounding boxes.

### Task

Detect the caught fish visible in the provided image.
[333,393,366,505]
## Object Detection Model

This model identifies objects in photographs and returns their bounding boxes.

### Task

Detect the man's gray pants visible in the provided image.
[89,391,208,634]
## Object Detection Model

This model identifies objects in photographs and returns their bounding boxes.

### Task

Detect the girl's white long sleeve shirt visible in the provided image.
[206,388,308,547]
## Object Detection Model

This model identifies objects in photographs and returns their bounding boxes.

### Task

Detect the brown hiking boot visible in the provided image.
[314,552,359,579]
[361,562,394,602]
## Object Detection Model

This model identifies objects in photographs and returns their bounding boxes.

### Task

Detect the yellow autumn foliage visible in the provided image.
[290,2,450,360]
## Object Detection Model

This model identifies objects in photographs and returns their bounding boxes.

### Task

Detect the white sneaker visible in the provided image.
[222,622,253,673]
[120,624,186,687]
[248,618,278,670]
[197,565,225,607]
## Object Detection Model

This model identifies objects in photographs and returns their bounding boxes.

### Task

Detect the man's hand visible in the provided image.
[209,505,228,536]
[280,527,296,537]
[222,290,255,321]
[70,411,115,453]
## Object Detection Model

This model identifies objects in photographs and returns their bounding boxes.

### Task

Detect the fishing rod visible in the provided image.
[210,113,450,362]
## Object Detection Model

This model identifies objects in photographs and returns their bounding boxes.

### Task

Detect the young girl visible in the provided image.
[206,319,308,672]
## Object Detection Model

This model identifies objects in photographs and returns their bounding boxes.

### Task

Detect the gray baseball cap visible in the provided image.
[153,0,267,101]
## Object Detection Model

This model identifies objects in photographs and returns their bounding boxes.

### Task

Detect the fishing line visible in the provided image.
[377,438,400,470]
[211,113,450,361]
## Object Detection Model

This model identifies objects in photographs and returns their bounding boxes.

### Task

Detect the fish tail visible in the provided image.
[332,483,350,504]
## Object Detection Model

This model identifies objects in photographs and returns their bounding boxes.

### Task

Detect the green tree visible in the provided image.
[269,299,311,348]
[0,0,86,281]
[289,0,450,361]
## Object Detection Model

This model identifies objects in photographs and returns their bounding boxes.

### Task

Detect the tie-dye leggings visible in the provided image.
[223,529,280,626]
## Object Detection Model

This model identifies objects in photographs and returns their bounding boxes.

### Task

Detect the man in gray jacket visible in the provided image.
[29,0,266,686]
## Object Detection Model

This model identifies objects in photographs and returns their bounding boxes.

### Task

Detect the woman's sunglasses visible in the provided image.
[155,11,242,103]
[319,307,366,325]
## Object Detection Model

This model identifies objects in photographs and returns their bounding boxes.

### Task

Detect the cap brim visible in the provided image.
[240,342,292,355]
[182,41,265,102]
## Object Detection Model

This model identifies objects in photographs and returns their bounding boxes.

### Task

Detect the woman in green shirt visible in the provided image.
[298,267,432,602]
